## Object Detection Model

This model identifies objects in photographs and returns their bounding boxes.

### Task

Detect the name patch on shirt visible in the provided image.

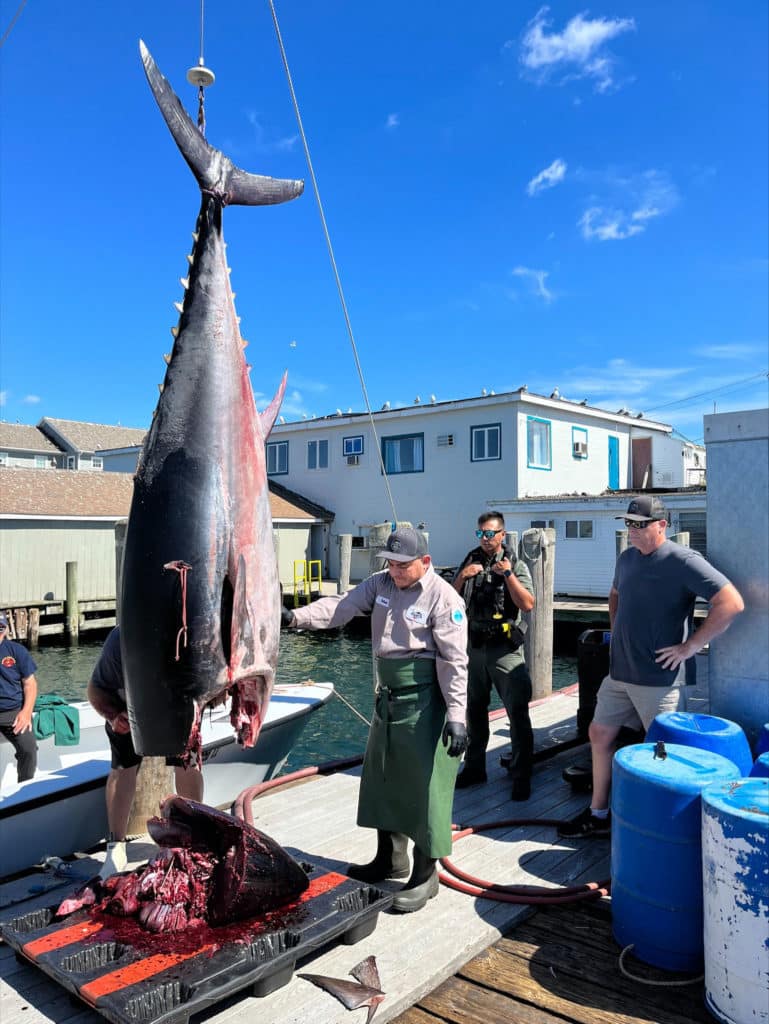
[376,595,390,608]
[404,606,427,625]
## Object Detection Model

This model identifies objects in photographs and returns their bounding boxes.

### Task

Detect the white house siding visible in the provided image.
[100,451,142,473]
[267,394,678,576]
[493,491,707,599]
[0,519,119,604]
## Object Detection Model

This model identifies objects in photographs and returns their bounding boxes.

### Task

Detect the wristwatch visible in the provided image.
[503,569,512,578]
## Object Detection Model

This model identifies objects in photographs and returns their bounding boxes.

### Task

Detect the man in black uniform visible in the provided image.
[452,511,536,800]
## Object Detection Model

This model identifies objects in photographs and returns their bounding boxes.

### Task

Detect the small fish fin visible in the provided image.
[350,955,381,990]
[297,974,373,1011]
[260,372,288,437]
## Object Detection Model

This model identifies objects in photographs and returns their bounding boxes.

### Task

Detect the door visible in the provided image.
[608,436,619,490]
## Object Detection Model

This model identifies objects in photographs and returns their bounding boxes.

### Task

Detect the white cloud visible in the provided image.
[386,113,400,130]
[519,7,636,93]
[511,265,554,302]
[578,169,679,241]
[0,391,6,407]
[694,342,766,360]
[22,394,41,404]
[526,158,567,196]
[244,111,299,153]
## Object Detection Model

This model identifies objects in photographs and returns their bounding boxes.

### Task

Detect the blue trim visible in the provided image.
[526,416,551,471]
[608,435,620,489]
[381,432,425,474]
[267,440,289,476]
[343,435,364,457]
[470,422,501,462]
[571,426,588,459]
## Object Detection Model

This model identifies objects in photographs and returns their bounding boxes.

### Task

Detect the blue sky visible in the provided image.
[1,1,767,443]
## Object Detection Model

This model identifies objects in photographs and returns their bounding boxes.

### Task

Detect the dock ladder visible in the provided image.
[293,560,322,604]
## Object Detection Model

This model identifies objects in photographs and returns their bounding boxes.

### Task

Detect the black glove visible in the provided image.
[442,721,468,758]
[280,606,296,630]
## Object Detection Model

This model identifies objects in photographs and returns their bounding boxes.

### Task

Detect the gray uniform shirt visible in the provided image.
[611,540,730,687]
[292,565,469,723]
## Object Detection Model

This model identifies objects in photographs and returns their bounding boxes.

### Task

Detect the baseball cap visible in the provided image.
[378,526,429,562]
[616,495,668,522]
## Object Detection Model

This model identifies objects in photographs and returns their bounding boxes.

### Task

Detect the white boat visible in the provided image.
[0,682,334,878]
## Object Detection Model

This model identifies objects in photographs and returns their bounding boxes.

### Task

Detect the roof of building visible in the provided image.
[0,467,334,522]
[39,418,147,453]
[0,422,63,454]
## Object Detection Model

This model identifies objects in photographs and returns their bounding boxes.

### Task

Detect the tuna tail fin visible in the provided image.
[260,372,288,437]
[139,41,304,208]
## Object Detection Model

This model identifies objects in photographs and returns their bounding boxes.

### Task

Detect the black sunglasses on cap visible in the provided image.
[625,518,656,529]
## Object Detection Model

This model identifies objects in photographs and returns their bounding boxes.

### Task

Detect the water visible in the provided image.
[29,632,577,773]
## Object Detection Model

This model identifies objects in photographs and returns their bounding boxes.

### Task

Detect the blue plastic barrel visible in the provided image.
[749,752,769,779]
[702,778,769,1024]
[611,743,741,971]
[756,722,769,758]
[646,712,753,775]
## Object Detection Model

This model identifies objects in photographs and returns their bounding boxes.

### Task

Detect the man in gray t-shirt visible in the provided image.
[559,495,744,839]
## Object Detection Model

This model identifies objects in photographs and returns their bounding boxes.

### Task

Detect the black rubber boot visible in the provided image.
[346,831,410,883]
[391,846,439,913]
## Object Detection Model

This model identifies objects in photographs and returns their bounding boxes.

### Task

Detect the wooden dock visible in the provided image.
[0,688,708,1024]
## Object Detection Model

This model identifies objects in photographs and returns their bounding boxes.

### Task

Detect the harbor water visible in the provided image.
[28,631,577,774]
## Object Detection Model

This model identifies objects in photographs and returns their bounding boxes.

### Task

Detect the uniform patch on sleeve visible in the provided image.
[451,608,465,625]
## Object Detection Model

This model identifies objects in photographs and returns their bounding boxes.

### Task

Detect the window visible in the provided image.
[565,520,594,539]
[678,512,707,556]
[351,536,366,548]
[66,455,77,470]
[343,435,364,457]
[307,439,328,470]
[0,453,8,466]
[531,519,555,529]
[527,417,551,470]
[382,433,424,474]
[471,423,501,462]
[92,456,103,470]
[266,441,288,475]
[35,456,48,468]
[572,426,588,459]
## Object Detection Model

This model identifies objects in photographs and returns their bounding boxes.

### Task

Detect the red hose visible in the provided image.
[233,751,609,905]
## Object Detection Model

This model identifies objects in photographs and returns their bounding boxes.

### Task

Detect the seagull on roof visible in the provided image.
[381,401,390,410]
[550,386,560,399]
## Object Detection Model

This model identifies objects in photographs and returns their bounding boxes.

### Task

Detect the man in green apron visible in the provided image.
[283,527,468,913]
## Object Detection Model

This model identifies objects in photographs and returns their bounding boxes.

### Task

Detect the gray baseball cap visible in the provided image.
[378,527,428,562]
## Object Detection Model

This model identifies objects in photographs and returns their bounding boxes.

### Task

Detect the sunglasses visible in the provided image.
[625,519,656,529]
[476,528,504,540]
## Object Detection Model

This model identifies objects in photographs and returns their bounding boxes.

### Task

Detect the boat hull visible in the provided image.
[0,684,333,878]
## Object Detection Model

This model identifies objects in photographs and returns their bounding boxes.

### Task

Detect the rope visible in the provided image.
[163,561,193,659]
[196,0,207,135]
[0,0,27,49]
[266,0,399,527]
[331,688,372,727]
[618,944,704,986]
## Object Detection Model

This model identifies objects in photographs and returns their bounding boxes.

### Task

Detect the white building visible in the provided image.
[266,388,705,577]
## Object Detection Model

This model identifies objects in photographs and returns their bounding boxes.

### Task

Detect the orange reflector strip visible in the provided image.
[23,920,104,960]
[300,871,347,899]
[80,945,216,1004]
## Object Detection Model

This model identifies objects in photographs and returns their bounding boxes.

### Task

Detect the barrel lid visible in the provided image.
[650,711,743,736]
[702,777,769,825]
[615,742,742,793]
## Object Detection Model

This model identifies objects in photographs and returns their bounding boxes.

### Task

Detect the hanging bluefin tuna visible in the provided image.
[121,42,303,758]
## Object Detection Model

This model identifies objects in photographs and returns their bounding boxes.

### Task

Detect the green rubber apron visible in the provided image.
[357,656,458,858]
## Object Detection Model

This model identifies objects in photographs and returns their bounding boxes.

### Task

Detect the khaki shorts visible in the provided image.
[593,675,685,733]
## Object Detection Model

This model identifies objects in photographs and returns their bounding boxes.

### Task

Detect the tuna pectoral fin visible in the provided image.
[350,955,381,990]
[140,41,303,207]
[260,372,288,437]
[297,975,383,1013]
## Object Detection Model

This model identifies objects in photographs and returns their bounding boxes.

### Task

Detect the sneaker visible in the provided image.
[557,807,611,838]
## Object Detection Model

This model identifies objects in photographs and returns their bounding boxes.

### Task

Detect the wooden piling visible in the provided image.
[28,607,40,649]
[127,758,174,836]
[64,561,79,646]
[521,528,555,701]
[338,534,352,594]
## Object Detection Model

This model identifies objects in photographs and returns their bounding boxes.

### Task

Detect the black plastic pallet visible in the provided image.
[1,861,392,1024]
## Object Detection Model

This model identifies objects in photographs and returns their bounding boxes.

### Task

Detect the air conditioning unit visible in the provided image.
[572,441,588,457]
[346,454,360,466]
[437,434,454,447]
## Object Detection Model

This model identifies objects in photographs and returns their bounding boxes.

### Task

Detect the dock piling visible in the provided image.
[64,561,79,646]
